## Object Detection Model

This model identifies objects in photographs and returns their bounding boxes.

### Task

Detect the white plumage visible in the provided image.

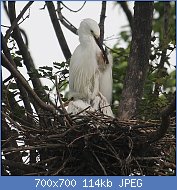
[67,18,113,117]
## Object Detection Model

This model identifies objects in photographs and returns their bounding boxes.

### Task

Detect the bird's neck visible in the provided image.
[79,35,96,46]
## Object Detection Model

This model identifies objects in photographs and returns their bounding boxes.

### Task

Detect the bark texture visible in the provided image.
[117,2,154,120]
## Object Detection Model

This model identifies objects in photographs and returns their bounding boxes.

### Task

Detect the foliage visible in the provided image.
[112,1,176,119]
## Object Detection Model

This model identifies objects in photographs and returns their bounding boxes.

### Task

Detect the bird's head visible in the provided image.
[78,18,109,64]
[78,18,100,38]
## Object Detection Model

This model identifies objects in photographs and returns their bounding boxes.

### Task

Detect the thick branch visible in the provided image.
[117,2,154,120]
[46,1,71,60]
[3,1,9,17]
[99,1,107,44]
[119,2,133,31]
[57,2,78,35]
[148,96,176,143]
[2,53,55,113]
[2,33,35,120]
[8,2,47,100]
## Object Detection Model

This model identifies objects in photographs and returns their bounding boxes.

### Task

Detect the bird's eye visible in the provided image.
[90,30,93,34]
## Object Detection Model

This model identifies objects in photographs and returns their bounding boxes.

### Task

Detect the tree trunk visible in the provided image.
[117,2,154,120]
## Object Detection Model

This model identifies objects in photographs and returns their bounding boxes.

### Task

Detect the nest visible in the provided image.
[2,109,176,176]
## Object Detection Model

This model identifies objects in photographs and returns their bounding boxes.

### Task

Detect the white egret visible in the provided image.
[67,18,113,117]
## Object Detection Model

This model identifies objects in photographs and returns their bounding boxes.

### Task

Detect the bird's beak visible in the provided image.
[94,36,109,64]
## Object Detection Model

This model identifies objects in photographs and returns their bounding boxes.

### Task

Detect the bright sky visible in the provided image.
[1,1,133,67]
[1,1,176,81]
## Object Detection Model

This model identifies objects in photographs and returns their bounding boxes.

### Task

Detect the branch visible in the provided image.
[3,1,9,17]
[117,2,154,120]
[119,2,133,31]
[8,2,47,100]
[55,76,73,125]
[60,1,86,12]
[2,114,23,175]
[46,1,71,60]
[57,2,78,35]
[2,33,35,121]
[161,95,176,117]
[99,1,107,44]
[5,1,34,41]
[148,95,176,143]
[2,53,55,113]
[2,159,45,174]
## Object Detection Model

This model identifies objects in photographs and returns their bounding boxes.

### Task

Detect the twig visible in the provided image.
[3,143,67,155]
[57,2,78,35]
[2,53,55,113]
[99,1,107,44]
[5,1,33,41]
[52,158,69,176]
[92,151,107,175]
[2,159,45,173]
[125,136,133,164]
[60,1,86,12]
[8,2,49,102]
[1,24,10,28]
[68,132,99,147]
[55,75,73,125]
[3,75,13,84]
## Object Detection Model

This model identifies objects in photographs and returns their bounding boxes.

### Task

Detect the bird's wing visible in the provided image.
[69,44,99,100]
[98,51,113,104]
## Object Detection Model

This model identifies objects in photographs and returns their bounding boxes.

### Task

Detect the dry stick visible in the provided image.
[125,136,133,164]
[2,53,55,113]
[73,105,91,116]
[101,135,122,165]
[5,1,34,41]
[61,1,86,12]
[33,156,59,166]
[99,1,107,44]
[52,158,69,176]
[135,156,163,160]
[3,107,41,132]
[2,159,44,173]
[133,157,143,175]
[67,132,99,147]
[92,151,107,175]
[55,75,73,125]
[85,112,109,128]
[3,143,67,155]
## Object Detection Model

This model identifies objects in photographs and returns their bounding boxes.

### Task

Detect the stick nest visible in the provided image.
[2,109,176,176]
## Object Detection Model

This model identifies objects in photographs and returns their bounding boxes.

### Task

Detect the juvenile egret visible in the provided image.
[68,18,113,117]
